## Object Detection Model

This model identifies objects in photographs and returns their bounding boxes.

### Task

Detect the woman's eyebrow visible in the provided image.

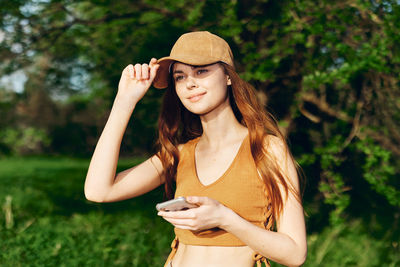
[172,70,184,74]
[173,64,214,74]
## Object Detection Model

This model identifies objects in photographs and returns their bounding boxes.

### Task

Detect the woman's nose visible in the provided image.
[186,76,198,89]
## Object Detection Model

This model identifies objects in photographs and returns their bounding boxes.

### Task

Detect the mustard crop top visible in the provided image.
[174,134,274,245]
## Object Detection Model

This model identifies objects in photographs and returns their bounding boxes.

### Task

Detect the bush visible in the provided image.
[0,127,51,156]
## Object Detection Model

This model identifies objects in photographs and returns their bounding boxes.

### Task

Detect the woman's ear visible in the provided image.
[227,76,232,85]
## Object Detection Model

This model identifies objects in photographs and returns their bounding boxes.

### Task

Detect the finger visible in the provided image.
[169,222,197,230]
[157,211,167,217]
[149,58,157,67]
[149,58,159,80]
[134,64,142,80]
[141,64,149,80]
[186,196,209,205]
[165,222,193,230]
[128,64,134,79]
[122,65,132,77]
[174,225,194,230]
[149,63,160,81]
[160,216,183,225]
[158,209,196,219]
[168,220,202,231]
[161,217,194,227]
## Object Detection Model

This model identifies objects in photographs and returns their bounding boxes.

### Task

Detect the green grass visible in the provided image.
[0,157,172,266]
[0,157,399,266]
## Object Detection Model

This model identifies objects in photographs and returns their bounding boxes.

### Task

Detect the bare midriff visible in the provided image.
[170,243,255,267]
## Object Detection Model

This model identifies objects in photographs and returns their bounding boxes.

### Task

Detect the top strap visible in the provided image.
[253,252,270,267]
[163,237,179,267]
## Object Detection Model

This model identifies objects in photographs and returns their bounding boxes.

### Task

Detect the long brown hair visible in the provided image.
[156,63,300,223]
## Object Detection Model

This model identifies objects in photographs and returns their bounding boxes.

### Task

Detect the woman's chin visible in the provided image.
[187,108,209,116]
[182,102,208,114]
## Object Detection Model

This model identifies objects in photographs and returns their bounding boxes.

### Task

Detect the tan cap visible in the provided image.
[153,31,234,89]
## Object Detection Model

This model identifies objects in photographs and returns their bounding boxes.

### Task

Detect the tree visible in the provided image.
[1,0,399,249]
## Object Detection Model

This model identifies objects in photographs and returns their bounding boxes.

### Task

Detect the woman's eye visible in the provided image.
[196,69,208,75]
[174,75,184,81]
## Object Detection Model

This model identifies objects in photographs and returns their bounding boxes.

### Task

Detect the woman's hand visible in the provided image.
[157,196,233,232]
[116,58,160,108]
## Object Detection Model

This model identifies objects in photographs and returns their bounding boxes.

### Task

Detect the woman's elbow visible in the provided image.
[290,246,307,266]
[84,188,106,203]
[84,193,102,203]
[297,254,307,266]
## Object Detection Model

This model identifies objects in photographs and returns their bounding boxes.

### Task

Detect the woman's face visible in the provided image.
[172,62,231,116]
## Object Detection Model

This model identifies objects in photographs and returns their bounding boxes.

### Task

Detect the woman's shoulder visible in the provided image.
[178,136,201,152]
[263,134,299,186]
[263,134,287,154]
[261,134,293,167]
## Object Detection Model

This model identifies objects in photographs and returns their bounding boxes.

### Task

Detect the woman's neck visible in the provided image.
[199,103,248,147]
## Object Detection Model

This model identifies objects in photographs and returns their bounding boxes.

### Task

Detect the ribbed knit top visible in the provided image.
[174,134,273,246]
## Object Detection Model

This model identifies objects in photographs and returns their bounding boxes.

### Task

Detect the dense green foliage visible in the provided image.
[0,158,398,266]
[1,0,399,265]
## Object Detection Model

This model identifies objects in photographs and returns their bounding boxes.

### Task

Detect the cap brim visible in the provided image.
[153,55,223,89]
[153,57,175,89]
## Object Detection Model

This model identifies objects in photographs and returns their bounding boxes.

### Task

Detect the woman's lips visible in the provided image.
[188,92,206,102]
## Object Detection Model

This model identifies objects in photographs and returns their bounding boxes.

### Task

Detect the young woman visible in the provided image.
[84,31,307,267]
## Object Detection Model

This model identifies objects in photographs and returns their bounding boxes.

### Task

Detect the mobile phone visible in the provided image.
[156,197,198,211]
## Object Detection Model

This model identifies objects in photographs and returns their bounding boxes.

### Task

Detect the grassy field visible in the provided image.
[0,157,398,266]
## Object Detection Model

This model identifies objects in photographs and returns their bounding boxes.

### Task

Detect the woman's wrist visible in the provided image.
[218,204,239,232]
[113,95,137,112]
[102,98,136,132]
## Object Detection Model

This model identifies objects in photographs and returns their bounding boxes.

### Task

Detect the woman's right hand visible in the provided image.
[116,58,160,107]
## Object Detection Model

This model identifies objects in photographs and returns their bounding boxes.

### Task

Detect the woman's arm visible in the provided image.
[84,59,163,203]
[158,136,307,266]
[220,152,306,267]
[221,136,306,266]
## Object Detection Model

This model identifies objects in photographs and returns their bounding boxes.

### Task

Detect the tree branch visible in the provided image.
[30,2,184,45]
[300,93,353,123]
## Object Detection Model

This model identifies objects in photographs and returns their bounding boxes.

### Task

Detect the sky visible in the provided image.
[0,70,27,93]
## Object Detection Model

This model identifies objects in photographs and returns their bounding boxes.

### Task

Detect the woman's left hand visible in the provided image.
[157,196,232,231]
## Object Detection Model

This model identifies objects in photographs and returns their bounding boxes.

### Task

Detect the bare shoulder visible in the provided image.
[177,143,184,151]
[263,134,288,159]
[177,136,200,152]
[263,134,300,189]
